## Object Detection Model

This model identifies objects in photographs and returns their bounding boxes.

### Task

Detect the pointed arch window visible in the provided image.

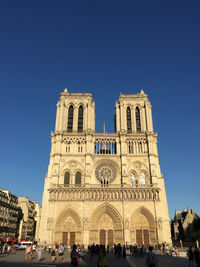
[78,105,84,132]
[130,172,135,186]
[64,172,70,187]
[127,107,132,133]
[140,173,146,185]
[136,107,141,132]
[67,105,74,132]
[75,171,81,186]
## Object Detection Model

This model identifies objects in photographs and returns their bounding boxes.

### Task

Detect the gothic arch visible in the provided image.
[67,102,75,109]
[139,169,150,184]
[130,206,156,245]
[77,102,86,109]
[60,160,84,176]
[55,208,82,231]
[130,206,155,228]
[90,203,122,231]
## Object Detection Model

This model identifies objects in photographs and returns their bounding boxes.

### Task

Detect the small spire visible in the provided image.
[64,87,68,93]
[103,121,106,133]
[140,88,144,95]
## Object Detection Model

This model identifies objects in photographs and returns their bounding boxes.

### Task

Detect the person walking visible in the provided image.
[37,245,42,262]
[123,245,126,258]
[98,246,107,267]
[25,244,32,262]
[51,246,56,263]
[58,243,64,262]
[7,244,11,256]
[194,246,200,267]
[70,245,78,267]
[188,246,194,267]
[145,246,158,267]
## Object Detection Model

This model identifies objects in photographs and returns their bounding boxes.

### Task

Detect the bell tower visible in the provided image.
[55,88,95,133]
[115,89,153,134]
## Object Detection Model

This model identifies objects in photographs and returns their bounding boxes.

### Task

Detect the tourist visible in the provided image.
[58,243,64,262]
[51,246,56,263]
[145,246,158,267]
[7,244,11,256]
[194,246,200,266]
[32,243,36,255]
[188,246,194,267]
[98,245,107,267]
[48,244,51,253]
[123,245,126,258]
[173,246,179,257]
[70,244,78,267]
[25,244,32,261]
[37,245,42,262]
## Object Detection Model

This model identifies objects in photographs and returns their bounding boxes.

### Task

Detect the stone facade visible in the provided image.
[18,197,41,241]
[0,188,20,238]
[39,88,171,247]
[172,208,199,241]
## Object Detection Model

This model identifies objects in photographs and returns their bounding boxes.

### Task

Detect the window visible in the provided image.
[136,107,141,132]
[64,172,70,186]
[130,173,135,186]
[127,107,132,133]
[75,172,81,186]
[67,105,74,132]
[78,106,84,132]
[140,173,146,185]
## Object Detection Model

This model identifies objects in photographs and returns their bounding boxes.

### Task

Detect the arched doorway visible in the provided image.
[90,203,123,245]
[54,209,82,246]
[130,206,156,246]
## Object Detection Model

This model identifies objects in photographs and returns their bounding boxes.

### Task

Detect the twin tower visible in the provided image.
[39,88,171,247]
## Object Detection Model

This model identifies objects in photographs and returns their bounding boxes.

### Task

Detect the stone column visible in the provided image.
[141,106,146,132]
[55,102,60,131]
[121,104,126,132]
[83,105,87,131]
[73,106,78,132]
[115,103,120,132]
[148,103,153,132]
[131,106,136,133]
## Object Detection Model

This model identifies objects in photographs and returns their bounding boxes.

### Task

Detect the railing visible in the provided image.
[50,183,157,189]
[48,184,160,202]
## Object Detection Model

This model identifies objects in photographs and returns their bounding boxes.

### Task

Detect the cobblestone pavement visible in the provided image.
[0,250,189,267]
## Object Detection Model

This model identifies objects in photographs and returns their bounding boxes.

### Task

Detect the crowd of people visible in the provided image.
[1,240,200,267]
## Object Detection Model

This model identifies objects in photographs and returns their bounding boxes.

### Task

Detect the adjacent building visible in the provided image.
[39,88,172,247]
[0,189,41,241]
[0,188,20,239]
[172,208,199,241]
[18,197,41,241]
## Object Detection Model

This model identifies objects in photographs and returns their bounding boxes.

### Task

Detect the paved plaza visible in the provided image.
[0,250,190,267]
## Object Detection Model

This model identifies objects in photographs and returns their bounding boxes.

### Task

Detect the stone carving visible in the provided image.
[95,163,116,184]
[70,161,77,169]
[134,162,142,170]
[49,187,160,202]
[47,218,53,230]
[158,219,163,229]
[124,218,129,229]
[84,217,89,229]
[98,214,114,230]
[63,216,76,230]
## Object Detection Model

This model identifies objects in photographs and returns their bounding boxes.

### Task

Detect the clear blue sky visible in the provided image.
[0,0,199,219]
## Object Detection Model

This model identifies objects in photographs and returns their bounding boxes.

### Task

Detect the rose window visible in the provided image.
[95,163,116,184]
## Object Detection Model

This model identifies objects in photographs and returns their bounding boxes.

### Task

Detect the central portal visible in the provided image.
[99,229,113,245]
[90,203,123,245]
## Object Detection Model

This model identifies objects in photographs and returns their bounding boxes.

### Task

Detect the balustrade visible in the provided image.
[49,184,160,202]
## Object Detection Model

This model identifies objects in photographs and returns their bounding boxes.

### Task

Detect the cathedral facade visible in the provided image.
[39,88,171,247]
